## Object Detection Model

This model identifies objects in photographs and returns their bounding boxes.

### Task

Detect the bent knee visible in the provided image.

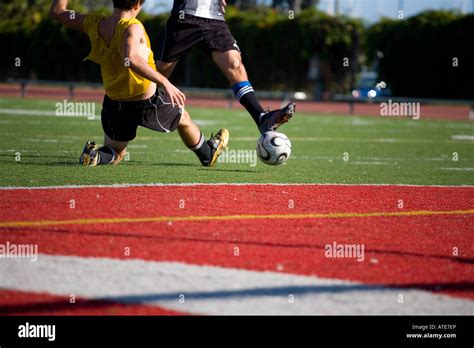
[178,110,191,126]
[228,56,244,72]
[216,51,243,70]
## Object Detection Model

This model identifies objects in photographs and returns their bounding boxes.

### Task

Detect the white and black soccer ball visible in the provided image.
[256,131,292,165]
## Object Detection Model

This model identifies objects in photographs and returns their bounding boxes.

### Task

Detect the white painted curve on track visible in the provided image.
[1,254,473,315]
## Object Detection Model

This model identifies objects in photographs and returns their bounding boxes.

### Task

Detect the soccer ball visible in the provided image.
[256,131,292,165]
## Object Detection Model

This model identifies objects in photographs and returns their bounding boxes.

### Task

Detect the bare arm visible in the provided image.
[123,24,186,107]
[50,0,85,32]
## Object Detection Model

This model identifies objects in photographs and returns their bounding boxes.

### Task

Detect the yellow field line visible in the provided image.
[1,209,473,228]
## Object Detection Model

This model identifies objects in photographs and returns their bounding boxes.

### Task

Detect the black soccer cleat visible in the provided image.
[258,102,296,134]
[79,141,100,166]
[203,128,229,167]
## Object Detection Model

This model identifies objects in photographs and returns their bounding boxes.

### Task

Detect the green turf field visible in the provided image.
[0,97,473,187]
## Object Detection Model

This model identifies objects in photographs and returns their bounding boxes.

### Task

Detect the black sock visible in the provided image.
[98,146,115,165]
[188,133,211,166]
[232,81,264,126]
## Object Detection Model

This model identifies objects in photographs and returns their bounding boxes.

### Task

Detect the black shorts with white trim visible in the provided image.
[101,88,182,142]
[159,14,240,63]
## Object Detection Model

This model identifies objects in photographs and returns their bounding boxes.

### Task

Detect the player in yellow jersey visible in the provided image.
[50,0,229,167]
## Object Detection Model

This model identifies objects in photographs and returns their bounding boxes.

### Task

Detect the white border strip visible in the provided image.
[2,254,474,315]
[1,182,474,191]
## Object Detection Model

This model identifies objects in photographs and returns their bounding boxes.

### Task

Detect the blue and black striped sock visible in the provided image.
[232,81,264,126]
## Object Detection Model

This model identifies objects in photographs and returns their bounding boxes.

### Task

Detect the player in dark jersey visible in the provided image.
[157,0,295,134]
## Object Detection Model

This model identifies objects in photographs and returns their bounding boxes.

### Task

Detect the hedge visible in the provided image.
[2,6,472,99]
[366,11,474,99]
[1,7,363,96]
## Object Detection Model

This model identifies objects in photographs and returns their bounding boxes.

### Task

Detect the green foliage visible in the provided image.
[366,11,474,99]
[1,3,362,95]
[4,3,471,99]
[0,0,84,33]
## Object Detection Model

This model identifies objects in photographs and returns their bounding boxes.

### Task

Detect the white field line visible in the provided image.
[451,135,474,141]
[224,137,472,144]
[349,161,391,165]
[1,109,473,144]
[1,132,470,144]
[440,168,474,171]
[0,109,60,117]
[23,138,58,143]
[1,254,473,315]
[0,108,98,119]
[293,155,452,162]
[0,182,474,191]
[0,133,472,146]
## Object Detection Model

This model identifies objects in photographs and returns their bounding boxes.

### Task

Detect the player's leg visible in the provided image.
[156,14,202,78]
[212,49,264,126]
[178,109,229,166]
[79,95,138,167]
[141,89,229,167]
[212,49,248,85]
[177,109,201,146]
[79,136,127,166]
[103,135,128,165]
[79,100,131,166]
[207,23,296,134]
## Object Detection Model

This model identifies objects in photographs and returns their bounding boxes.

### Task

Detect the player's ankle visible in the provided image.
[187,133,212,165]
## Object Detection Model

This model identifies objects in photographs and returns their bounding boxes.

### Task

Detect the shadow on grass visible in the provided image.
[0,154,258,171]
[133,161,257,172]
[0,158,199,167]
[199,167,257,173]
[131,161,197,167]
[0,160,77,166]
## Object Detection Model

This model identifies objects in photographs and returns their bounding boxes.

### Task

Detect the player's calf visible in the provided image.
[186,129,229,167]
[178,110,229,167]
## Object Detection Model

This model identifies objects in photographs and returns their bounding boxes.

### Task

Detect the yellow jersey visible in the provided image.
[83,14,156,100]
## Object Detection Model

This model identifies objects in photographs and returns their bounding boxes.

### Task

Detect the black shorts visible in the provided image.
[159,14,240,63]
[101,88,182,142]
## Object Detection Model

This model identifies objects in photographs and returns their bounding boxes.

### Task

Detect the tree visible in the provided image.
[82,0,112,11]
[272,0,319,12]
[226,0,260,8]
[0,0,88,32]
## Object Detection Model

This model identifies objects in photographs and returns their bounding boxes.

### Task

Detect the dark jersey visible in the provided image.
[172,0,225,21]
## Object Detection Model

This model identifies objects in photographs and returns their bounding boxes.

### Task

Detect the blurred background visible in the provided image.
[1,0,473,101]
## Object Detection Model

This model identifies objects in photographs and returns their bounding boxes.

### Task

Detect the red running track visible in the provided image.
[1,184,473,306]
